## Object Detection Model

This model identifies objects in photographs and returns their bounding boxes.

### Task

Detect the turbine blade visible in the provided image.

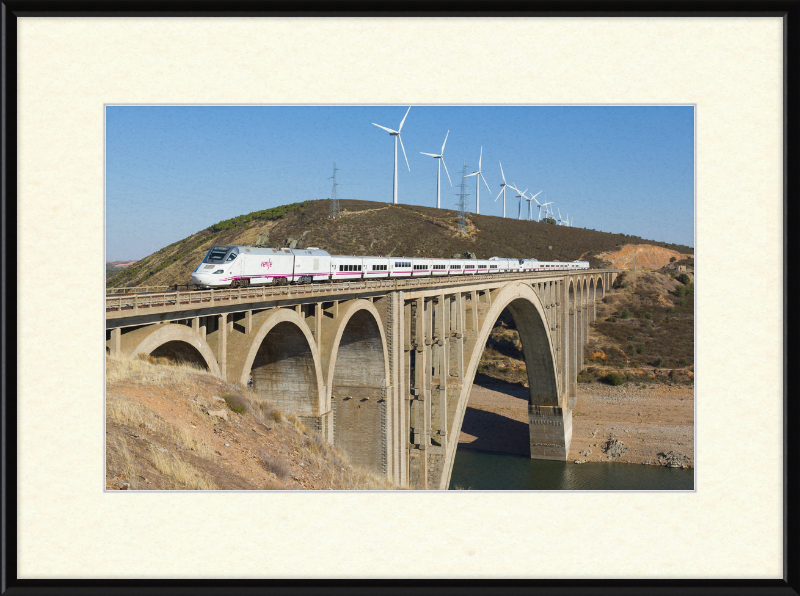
[499,161,506,182]
[420,152,439,157]
[398,134,410,171]
[464,172,478,178]
[441,130,449,154]
[397,106,411,132]
[532,190,543,204]
[480,172,492,193]
[441,157,452,186]
[478,146,483,169]
[495,186,504,201]
[373,123,397,134]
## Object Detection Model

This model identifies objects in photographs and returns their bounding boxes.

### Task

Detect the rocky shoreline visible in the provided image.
[458,380,694,468]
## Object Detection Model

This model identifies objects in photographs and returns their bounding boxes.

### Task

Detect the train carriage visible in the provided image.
[462,261,477,275]
[331,256,364,280]
[411,258,433,277]
[430,258,449,276]
[362,257,391,279]
[292,248,331,283]
[448,260,465,275]
[388,258,413,277]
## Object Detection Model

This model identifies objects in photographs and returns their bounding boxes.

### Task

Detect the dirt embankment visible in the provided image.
[458,379,693,468]
[597,244,692,270]
[106,355,396,490]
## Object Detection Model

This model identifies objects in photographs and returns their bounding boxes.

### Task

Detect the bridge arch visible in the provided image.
[588,277,596,322]
[128,324,220,376]
[596,275,605,300]
[441,281,561,488]
[239,309,324,419]
[325,300,389,473]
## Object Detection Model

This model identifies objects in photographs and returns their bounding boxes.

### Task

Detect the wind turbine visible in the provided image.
[529,191,544,220]
[372,107,411,204]
[494,161,510,217]
[557,207,565,225]
[464,147,492,214]
[508,184,528,219]
[525,195,533,221]
[540,201,553,221]
[420,130,452,209]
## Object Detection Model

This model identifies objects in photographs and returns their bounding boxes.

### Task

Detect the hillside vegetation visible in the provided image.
[477,265,694,387]
[107,199,692,288]
[106,353,396,490]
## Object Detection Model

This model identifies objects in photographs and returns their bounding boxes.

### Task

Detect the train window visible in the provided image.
[205,246,230,263]
[226,253,237,262]
[358,265,362,271]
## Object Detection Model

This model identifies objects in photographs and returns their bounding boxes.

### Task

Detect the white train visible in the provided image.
[191,245,590,289]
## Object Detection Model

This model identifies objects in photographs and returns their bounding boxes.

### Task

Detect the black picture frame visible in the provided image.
[1,2,796,594]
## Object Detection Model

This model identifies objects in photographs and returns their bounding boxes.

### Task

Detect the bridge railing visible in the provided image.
[106,270,608,314]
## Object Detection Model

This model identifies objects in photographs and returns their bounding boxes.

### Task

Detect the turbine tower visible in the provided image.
[529,191,544,221]
[508,185,528,220]
[557,207,565,225]
[463,147,491,214]
[420,130,452,209]
[494,161,510,217]
[539,201,553,221]
[372,107,411,204]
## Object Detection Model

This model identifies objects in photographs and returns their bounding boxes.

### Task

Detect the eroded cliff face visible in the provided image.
[597,244,692,271]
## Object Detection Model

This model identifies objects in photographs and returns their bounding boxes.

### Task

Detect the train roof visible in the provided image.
[227,245,331,257]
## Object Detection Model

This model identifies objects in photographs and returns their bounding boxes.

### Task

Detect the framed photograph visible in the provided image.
[3,3,794,592]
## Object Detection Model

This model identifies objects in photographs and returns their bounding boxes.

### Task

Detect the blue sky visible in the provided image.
[106,105,694,260]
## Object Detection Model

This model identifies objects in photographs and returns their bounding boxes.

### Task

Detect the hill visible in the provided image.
[107,199,693,288]
[106,353,396,490]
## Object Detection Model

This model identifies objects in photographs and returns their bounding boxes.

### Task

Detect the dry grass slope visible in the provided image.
[106,353,398,490]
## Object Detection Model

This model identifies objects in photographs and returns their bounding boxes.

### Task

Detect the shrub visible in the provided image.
[636,346,644,354]
[260,454,291,478]
[679,358,689,367]
[644,312,652,319]
[677,273,691,285]
[222,392,247,415]
[620,310,631,319]
[654,357,664,368]
[602,372,624,386]
[670,256,677,263]
[667,306,675,313]
[608,317,617,323]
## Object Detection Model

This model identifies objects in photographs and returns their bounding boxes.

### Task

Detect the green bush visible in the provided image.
[644,312,652,319]
[654,357,664,368]
[222,392,247,415]
[677,273,691,285]
[667,306,675,313]
[602,372,624,386]
[679,358,689,367]
[636,346,644,354]
[620,310,631,319]
[670,256,677,263]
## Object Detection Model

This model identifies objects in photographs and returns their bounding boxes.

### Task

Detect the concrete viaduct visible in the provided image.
[106,270,617,489]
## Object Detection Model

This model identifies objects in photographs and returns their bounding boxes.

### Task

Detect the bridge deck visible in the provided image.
[106,270,613,326]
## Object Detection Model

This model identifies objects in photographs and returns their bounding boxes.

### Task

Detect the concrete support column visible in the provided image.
[470,290,478,332]
[439,293,449,452]
[245,310,253,335]
[314,303,322,344]
[416,297,429,490]
[529,405,573,461]
[110,327,121,356]
[219,313,227,381]
[397,291,408,487]
[456,292,465,380]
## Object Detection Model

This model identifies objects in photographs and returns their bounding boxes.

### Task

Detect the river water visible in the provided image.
[449,449,694,491]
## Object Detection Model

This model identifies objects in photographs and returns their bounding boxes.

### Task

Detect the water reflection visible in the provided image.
[450,449,694,491]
